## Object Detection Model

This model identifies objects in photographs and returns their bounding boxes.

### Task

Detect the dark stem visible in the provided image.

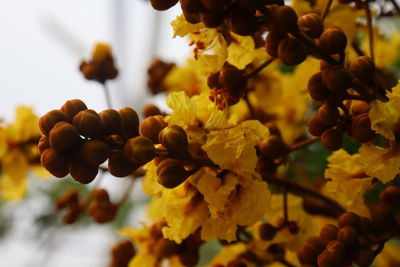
[283,189,289,222]
[289,137,320,151]
[322,0,334,20]
[390,0,400,13]
[245,58,275,79]
[244,94,256,119]
[103,82,112,109]
[117,175,136,206]
[364,2,375,63]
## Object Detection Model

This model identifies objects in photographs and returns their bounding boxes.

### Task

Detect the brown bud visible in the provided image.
[38,135,50,154]
[298,13,323,38]
[142,104,161,118]
[92,189,110,202]
[325,240,346,262]
[338,212,361,228]
[39,110,68,136]
[150,0,179,10]
[99,109,122,134]
[321,128,343,151]
[207,71,221,89]
[297,236,324,265]
[200,0,226,11]
[124,136,156,165]
[69,159,98,184]
[307,113,329,136]
[323,65,352,93]
[271,6,299,34]
[119,107,139,138]
[307,72,331,101]
[111,239,136,267]
[256,156,278,174]
[201,11,225,28]
[317,251,339,267]
[218,64,246,91]
[106,134,126,149]
[380,186,400,209]
[154,238,179,259]
[62,205,82,224]
[49,121,82,151]
[317,104,339,127]
[349,56,375,85]
[319,27,347,54]
[265,32,287,58]
[79,140,110,165]
[337,226,358,247]
[278,37,307,66]
[264,122,281,137]
[258,135,289,159]
[72,109,102,137]
[350,100,370,117]
[60,99,88,121]
[159,125,189,155]
[140,115,167,143]
[41,148,69,177]
[319,224,338,245]
[354,248,375,267]
[259,223,277,241]
[351,113,375,142]
[228,9,258,36]
[359,216,373,235]
[157,159,191,188]
[369,203,397,230]
[108,149,140,177]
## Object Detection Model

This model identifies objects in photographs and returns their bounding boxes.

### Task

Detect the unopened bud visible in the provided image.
[307,72,331,101]
[349,56,375,85]
[80,140,110,165]
[119,107,139,138]
[99,109,122,134]
[72,109,102,137]
[258,135,289,159]
[49,122,82,151]
[321,128,343,151]
[380,186,400,209]
[157,159,191,188]
[319,27,347,54]
[108,149,140,177]
[351,113,375,142]
[159,125,189,155]
[69,159,98,184]
[124,136,156,165]
[41,148,70,178]
[39,110,68,136]
[60,99,88,121]
[298,13,323,38]
[140,115,167,143]
[278,37,307,66]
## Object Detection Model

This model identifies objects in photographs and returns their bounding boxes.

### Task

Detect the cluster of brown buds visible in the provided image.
[297,185,400,267]
[88,189,118,223]
[109,239,136,267]
[147,58,175,94]
[307,56,379,151]
[79,43,118,84]
[259,220,300,241]
[55,189,83,224]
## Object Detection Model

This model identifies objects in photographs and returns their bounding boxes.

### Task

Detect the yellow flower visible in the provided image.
[324,149,372,217]
[370,82,400,141]
[226,33,257,70]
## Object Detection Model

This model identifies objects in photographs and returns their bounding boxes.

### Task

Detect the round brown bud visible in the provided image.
[351,113,376,143]
[154,238,179,259]
[108,149,140,177]
[349,56,375,85]
[319,224,338,245]
[337,226,358,247]
[62,206,82,224]
[69,159,98,184]
[79,140,110,165]
[380,186,400,209]
[201,11,225,28]
[140,115,167,143]
[142,104,161,118]
[119,107,139,138]
[321,128,343,151]
[265,32,287,58]
[369,203,397,230]
[259,223,277,241]
[307,113,329,136]
[92,189,110,202]
[39,110,68,136]
[325,240,346,262]
[150,0,179,11]
[228,9,258,36]
[359,216,373,235]
[317,104,339,127]
[317,251,339,267]
[319,27,347,54]
[159,125,189,155]
[124,136,156,165]
[72,109,102,137]
[41,148,70,177]
[111,239,136,266]
[218,64,246,91]
[60,99,88,121]
[256,156,278,174]
[156,159,191,188]
[338,212,361,228]
[297,236,324,265]
[307,72,331,101]
[106,134,126,149]
[354,248,375,267]
[323,65,352,93]
[178,249,200,267]
[38,135,50,154]
[272,6,299,34]
[264,122,281,137]
[350,100,370,117]
[207,71,221,89]
[49,121,82,151]
[298,13,323,38]
[278,37,307,66]
[99,109,122,134]
[258,135,289,159]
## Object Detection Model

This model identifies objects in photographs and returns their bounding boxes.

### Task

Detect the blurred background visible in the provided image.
[0,0,189,266]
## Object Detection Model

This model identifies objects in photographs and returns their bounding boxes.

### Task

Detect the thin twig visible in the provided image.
[389,0,400,13]
[289,137,320,151]
[245,58,275,79]
[103,82,112,109]
[117,176,136,206]
[322,0,334,21]
[283,189,289,222]
[244,94,256,119]
[364,2,375,63]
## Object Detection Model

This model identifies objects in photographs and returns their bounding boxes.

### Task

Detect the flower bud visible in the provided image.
[38,135,50,154]
[79,140,110,165]
[264,122,281,137]
[350,100,370,117]
[140,115,167,143]
[317,104,339,127]
[159,125,189,155]
[319,224,338,245]
[351,113,375,143]
[319,27,347,55]
[298,13,323,38]
[154,238,180,259]
[349,56,375,85]
[321,128,343,151]
[323,65,352,93]
[201,11,225,28]
[317,250,339,267]
[337,226,358,247]
[60,99,88,121]
[72,109,102,137]
[380,186,400,209]
[265,32,287,58]
[259,223,277,241]
[41,148,70,177]
[49,121,82,151]
[258,135,288,159]
[108,149,140,177]
[271,6,299,34]
[256,156,278,174]
[39,110,68,136]
[278,37,307,66]
[228,9,258,36]
[307,72,331,101]
[297,236,324,265]
[369,203,397,230]
[354,248,375,267]
[218,64,246,91]
[111,239,136,267]
[92,43,112,63]
[307,113,329,136]
[92,189,110,202]
[69,159,98,184]
[207,71,221,89]
[119,107,139,138]
[338,212,361,228]
[124,136,156,165]
[325,240,346,262]
[142,104,161,118]
[150,0,179,11]
[157,159,191,188]
[99,109,122,134]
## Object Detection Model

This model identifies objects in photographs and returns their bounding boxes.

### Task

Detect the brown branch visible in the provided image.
[289,137,320,151]
[322,0,334,20]
[245,58,275,79]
